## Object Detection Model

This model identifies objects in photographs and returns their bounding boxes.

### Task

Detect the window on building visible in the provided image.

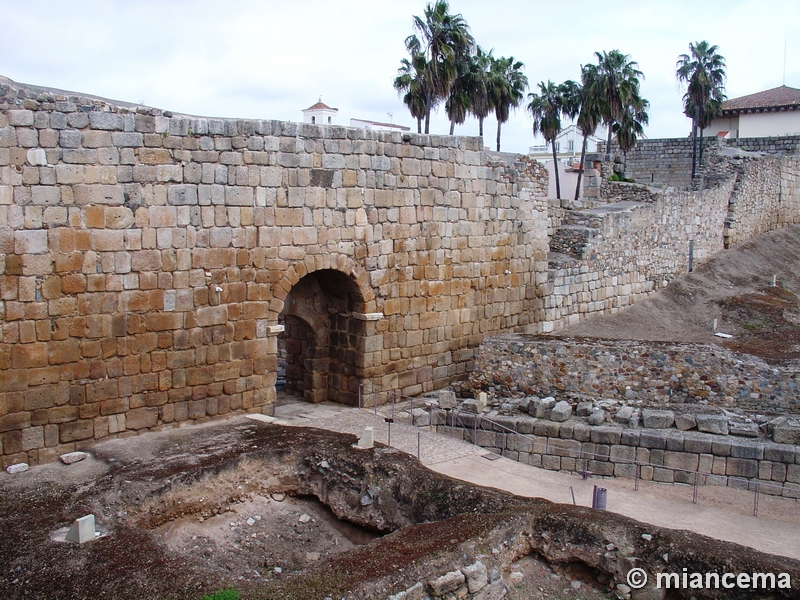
[568,140,574,152]
[328,116,332,124]
[311,116,316,124]
[555,142,560,153]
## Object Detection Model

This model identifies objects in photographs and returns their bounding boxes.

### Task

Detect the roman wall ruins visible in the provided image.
[1,76,799,466]
[0,78,551,465]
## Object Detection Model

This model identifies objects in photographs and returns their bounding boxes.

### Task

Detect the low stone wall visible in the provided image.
[544,179,734,331]
[728,136,800,155]
[469,335,800,413]
[598,138,719,189]
[433,414,800,498]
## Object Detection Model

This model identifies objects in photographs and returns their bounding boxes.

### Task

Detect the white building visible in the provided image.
[302,99,338,125]
[529,123,606,164]
[705,85,800,138]
[349,118,410,133]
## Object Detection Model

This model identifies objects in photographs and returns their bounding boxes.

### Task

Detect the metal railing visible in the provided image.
[354,389,786,516]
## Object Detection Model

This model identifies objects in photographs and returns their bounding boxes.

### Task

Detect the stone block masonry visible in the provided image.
[0,77,550,465]
[471,335,800,413]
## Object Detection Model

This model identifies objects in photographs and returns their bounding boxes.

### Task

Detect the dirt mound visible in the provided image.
[2,420,797,599]
[557,224,800,364]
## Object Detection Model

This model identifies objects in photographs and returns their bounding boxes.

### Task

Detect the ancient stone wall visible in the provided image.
[598,138,719,189]
[544,180,734,331]
[727,135,800,155]
[435,416,800,498]
[0,78,550,466]
[471,336,800,413]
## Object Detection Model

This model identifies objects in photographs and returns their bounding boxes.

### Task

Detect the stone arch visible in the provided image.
[274,257,381,406]
[269,252,377,322]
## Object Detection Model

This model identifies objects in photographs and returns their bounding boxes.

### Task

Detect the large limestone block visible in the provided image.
[550,401,572,422]
[461,561,488,593]
[529,396,555,418]
[696,414,729,435]
[641,409,675,429]
[427,570,465,596]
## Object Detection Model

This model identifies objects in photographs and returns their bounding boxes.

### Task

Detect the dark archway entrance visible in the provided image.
[277,269,367,405]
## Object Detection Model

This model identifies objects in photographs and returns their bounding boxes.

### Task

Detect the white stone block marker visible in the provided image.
[357,426,374,449]
[66,515,97,544]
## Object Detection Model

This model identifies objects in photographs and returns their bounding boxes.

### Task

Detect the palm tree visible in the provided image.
[491,56,528,151]
[394,52,428,133]
[404,0,475,133]
[445,53,473,135]
[527,80,577,199]
[467,46,494,137]
[574,64,603,201]
[612,96,650,173]
[594,50,645,156]
[676,41,726,179]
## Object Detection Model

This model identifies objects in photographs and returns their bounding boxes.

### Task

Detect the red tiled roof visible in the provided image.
[722,85,800,114]
[303,101,338,111]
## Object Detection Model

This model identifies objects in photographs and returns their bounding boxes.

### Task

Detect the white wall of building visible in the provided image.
[738,111,800,137]
[705,115,739,137]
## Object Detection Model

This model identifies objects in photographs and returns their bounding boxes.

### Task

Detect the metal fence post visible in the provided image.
[753,482,759,517]
[693,471,699,504]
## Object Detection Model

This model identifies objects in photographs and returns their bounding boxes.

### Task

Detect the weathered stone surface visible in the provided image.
[641,409,674,429]
[576,401,593,417]
[529,397,555,418]
[550,401,572,422]
[773,426,800,445]
[427,570,465,596]
[674,413,697,431]
[388,582,425,600]
[614,406,634,424]
[461,561,488,593]
[60,451,89,465]
[696,414,729,435]
[588,410,605,425]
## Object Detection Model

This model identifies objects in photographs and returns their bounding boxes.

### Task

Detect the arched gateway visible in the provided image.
[272,259,381,406]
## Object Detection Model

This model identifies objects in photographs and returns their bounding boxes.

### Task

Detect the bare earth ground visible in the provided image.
[557,224,800,364]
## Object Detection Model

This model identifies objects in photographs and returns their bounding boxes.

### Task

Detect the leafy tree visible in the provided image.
[490,56,528,151]
[676,41,726,178]
[573,64,603,201]
[594,50,645,156]
[402,0,475,133]
[394,51,428,133]
[467,46,494,136]
[445,52,473,134]
[612,95,650,172]
[527,80,577,198]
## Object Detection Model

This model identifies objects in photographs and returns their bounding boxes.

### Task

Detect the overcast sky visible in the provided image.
[2,0,798,154]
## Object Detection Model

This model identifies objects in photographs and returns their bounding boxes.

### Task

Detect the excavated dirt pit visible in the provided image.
[1,419,799,600]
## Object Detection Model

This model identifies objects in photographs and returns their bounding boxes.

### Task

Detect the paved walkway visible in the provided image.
[273,399,800,561]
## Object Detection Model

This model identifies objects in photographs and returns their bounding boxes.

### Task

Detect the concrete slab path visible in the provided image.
[274,399,800,561]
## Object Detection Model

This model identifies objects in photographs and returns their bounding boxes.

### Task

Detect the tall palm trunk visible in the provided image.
[496,121,501,151]
[449,121,455,135]
[605,122,613,160]
[574,134,588,202]
[417,118,422,134]
[698,126,705,171]
[552,142,561,199]
[690,105,699,179]
[478,117,483,137]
